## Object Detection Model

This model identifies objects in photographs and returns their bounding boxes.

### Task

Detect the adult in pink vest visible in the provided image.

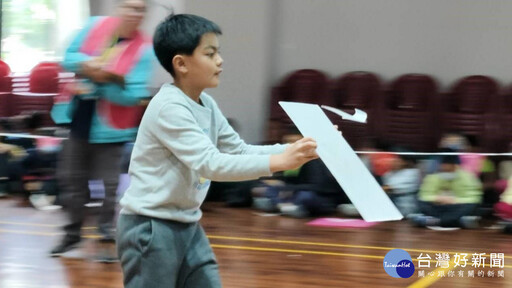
[50,0,155,256]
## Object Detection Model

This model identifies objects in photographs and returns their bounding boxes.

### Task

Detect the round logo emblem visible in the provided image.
[383,249,415,278]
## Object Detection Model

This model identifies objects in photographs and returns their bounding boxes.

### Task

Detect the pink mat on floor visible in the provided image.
[307,218,377,228]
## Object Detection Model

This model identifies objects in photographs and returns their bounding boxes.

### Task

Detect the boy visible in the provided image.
[117,14,318,288]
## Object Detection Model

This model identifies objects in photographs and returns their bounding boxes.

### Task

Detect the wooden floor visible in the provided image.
[0,196,511,288]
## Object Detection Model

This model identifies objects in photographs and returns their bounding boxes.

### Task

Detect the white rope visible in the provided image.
[354,151,512,157]
[1,132,511,156]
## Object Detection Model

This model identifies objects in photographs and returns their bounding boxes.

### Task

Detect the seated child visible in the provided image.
[382,153,421,216]
[410,152,483,229]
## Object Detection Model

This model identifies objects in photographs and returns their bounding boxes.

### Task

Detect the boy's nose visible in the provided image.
[216,55,223,66]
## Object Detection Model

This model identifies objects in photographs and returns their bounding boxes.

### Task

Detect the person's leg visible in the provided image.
[91,143,123,238]
[0,152,8,196]
[417,201,442,218]
[294,191,337,216]
[410,201,442,227]
[51,138,91,255]
[438,203,478,227]
[178,224,222,288]
[117,214,202,288]
[391,194,418,217]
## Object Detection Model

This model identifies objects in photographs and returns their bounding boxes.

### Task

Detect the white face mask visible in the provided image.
[439,172,456,181]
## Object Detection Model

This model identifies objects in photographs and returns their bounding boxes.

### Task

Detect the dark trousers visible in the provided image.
[418,200,478,227]
[57,138,123,238]
[293,191,338,216]
[117,214,222,288]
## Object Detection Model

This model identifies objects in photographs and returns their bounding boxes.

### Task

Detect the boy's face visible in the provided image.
[182,33,223,89]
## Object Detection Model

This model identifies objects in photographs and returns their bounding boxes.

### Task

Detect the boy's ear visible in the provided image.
[172,55,187,75]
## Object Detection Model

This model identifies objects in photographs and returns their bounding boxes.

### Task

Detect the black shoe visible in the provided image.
[50,236,81,257]
[98,226,116,243]
[98,233,116,243]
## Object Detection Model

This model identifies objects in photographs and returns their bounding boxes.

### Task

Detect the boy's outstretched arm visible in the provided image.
[270,137,318,173]
[152,103,318,181]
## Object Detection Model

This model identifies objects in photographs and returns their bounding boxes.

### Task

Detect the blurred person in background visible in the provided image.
[409,150,483,229]
[381,151,421,217]
[49,0,156,256]
[495,180,512,221]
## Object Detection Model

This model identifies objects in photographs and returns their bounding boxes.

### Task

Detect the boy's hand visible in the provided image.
[270,137,318,173]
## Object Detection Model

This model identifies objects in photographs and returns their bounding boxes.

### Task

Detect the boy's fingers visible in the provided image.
[299,142,317,151]
[299,137,315,143]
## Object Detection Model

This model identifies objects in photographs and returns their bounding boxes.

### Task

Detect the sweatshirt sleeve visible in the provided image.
[213,100,286,155]
[154,103,273,182]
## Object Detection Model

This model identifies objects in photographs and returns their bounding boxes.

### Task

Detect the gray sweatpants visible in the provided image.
[117,214,222,288]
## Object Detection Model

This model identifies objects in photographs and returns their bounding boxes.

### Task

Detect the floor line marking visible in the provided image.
[408,260,456,288]
[2,221,511,261]
[207,235,512,260]
[1,229,510,269]
[211,244,385,260]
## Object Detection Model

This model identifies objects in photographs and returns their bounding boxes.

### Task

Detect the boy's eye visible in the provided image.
[206,53,215,58]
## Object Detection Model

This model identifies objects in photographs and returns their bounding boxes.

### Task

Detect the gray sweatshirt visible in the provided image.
[120,84,285,222]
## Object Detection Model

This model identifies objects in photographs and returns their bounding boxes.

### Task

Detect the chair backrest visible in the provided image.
[281,69,331,105]
[502,86,512,114]
[378,74,440,151]
[32,62,62,72]
[29,63,61,93]
[0,60,12,93]
[0,60,11,77]
[386,74,438,111]
[495,86,512,151]
[333,71,380,109]
[449,75,498,114]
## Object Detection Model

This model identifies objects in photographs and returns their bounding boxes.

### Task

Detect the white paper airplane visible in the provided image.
[321,105,367,123]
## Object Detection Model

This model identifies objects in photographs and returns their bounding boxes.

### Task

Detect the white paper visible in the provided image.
[279,101,403,222]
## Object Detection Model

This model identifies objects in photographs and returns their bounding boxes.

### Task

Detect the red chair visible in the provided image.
[32,62,62,71]
[441,75,500,152]
[379,74,440,152]
[0,59,11,77]
[496,86,512,152]
[267,69,333,143]
[29,63,60,93]
[326,71,381,150]
[0,60,13,117]
[10,62,62,127]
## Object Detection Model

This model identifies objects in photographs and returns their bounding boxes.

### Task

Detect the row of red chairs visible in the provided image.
[268,70,510,153]
[0,60,68,127]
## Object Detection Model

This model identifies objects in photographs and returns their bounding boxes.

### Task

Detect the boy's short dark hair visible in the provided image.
[153,14,222,77]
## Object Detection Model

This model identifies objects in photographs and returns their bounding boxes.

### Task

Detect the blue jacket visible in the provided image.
[51,16,156,143]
